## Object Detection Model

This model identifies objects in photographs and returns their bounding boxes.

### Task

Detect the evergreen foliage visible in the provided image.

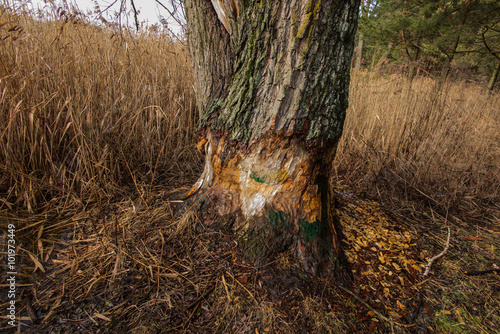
[357,0,500,85]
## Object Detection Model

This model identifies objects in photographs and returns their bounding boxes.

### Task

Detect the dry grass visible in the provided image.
[334,72,500,333]
[336,71,500,226]
[0,7,199,212]
[0,7,499,334]
[1,7,498,223]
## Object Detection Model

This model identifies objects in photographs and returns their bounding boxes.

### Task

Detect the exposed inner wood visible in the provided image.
[209,0,239,33]
[191,131,340,275]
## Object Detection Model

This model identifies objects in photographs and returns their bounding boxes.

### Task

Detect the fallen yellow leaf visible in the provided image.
[378,252,385,264]
[412,264,422,272]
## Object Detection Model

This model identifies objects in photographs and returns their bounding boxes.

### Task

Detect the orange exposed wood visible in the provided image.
[191,130,340,274]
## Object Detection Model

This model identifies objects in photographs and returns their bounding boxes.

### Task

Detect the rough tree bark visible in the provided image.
[184,0,360,275]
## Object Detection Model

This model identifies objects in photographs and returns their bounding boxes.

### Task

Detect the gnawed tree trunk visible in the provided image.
[184,0,360,275]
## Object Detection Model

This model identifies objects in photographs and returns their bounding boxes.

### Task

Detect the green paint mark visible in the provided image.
[295,175,330,243]
[299,219,320,242]
[250,171,266,183]
[268,210,290,228]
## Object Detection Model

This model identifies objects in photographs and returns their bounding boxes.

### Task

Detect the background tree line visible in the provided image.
[353,0,500,92]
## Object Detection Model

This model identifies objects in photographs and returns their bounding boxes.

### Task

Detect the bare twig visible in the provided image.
[130,0,139,31]
[423,227,451,277]
[155,0,185,28]
[226,271,259,305]
[221,274,231,302]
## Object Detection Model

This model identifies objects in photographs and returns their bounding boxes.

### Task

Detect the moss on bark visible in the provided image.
[186,0,360,145]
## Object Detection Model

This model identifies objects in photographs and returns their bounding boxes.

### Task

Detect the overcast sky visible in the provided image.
[27,0,183,32]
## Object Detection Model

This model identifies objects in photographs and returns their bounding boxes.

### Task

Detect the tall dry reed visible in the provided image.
[0,8,199,211]
[336,71,500,223]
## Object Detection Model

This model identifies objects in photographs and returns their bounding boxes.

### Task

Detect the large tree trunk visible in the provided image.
[185,0,360,275]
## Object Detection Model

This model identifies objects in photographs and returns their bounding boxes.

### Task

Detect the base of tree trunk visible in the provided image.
[188,131,343,275]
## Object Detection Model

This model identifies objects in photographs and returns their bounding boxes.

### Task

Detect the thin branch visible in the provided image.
[482,30,500,61]
[423,227,451,277]
[130,0,139,31]
[165,24,186,45]
[453,50,500,55]
[155,0,185,28]
[100,0,119,14]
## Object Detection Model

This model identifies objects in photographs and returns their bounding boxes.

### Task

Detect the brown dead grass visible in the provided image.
[0,7,199,212]
[336,71,500,226]
[335,72,500,333]
[0,7,499,334]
